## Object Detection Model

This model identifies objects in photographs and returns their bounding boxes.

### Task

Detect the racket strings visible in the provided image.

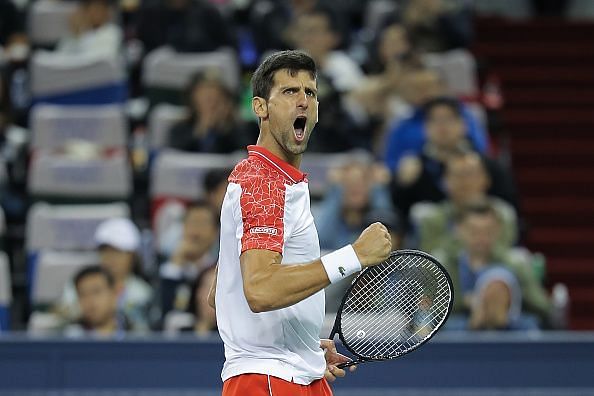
[339,253,451,359]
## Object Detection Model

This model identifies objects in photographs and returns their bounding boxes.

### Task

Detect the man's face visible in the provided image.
[380,24,410,64]
[262,69,318,156]
[183,207,217,260]
[77,274,117,328]
[425,105,465,149]
[457,214,500,257]
[445,155,489,205]
[342,164,371,211]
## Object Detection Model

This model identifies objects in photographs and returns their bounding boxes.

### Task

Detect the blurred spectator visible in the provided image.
[0,0,28,62]
[306,73,372,153]
[136,0,235,53]
[249,0,320,54]
[167,70,252,153]
[0,72,27,218]
[315,156,394,250]
[204,167,232,216]
[412,151,518,255]
[438,204,552,330]
[56,0,122,59]
[58,218,153,331]
[347,22,422,154]
[390,97,516,220]
[64,266,131,337]
[158,169,229,257]
[0,71,27,169]
[365,21,420,76]
[401,0,473,52]
[182,265,217,336]
[383,73,488,171]
[159,200,218,318]
[287,6,364,92]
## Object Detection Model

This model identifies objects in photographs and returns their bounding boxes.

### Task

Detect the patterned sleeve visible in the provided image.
[239,177,286,254]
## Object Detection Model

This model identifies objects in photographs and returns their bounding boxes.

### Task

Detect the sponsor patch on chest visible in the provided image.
[249,226,279,236]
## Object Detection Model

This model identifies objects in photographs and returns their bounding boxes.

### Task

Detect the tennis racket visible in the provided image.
[328,249,454,368]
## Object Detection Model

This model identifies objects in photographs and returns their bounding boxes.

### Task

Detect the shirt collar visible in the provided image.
[247,145,307,183]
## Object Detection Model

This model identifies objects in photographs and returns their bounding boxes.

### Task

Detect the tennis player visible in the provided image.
[209,50,392,395]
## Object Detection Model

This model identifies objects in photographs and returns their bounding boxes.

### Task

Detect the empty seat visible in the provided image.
[26,202,130,252]
[142,47,239,105]
[0,252,10,331]
[422,49,479,100]
[150,150,236,201]
[30,250,100,306]
[28,151,132,200]
[30,104,127,152]
[148,103,188,149]
[28,0,77,47]
[30,51,127,105]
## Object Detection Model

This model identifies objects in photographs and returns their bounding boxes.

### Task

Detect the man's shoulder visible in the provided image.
[229,157,286,188]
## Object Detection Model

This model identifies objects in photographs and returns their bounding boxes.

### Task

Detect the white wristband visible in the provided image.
[321,245,362,284]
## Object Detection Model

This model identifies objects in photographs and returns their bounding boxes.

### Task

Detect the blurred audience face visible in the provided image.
[457,210,501,259]
[181,205,218,261]
[445,154,490,205]
[76,272,118,331]
[191,80,233,127]
[341,163,371,211]
[425,103,466,150]
[194,266,217,334]
[291,12,338,60]
[82,0,113,28]
[99,246,135,283]
[399,69,444,107]
[379,23,411,65]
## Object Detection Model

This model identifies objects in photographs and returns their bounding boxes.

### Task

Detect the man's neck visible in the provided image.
[256,132,302,169]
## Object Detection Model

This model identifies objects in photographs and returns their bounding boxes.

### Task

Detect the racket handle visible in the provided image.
[337,360,359,369]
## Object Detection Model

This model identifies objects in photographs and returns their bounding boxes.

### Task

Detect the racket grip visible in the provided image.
[337,360,359,369]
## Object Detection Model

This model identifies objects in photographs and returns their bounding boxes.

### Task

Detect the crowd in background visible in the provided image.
[1,0,578,337]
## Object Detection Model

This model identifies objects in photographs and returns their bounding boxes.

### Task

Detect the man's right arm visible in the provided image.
[240,222,392,313]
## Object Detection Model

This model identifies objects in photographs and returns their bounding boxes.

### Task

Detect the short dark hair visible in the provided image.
[455,202,500,225]
[423,97,463,120]
[74,265,114,290]
[252,50,317,100]
[203,168,232,194]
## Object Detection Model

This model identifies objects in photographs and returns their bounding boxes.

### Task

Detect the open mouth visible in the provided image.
[293,116,307,142]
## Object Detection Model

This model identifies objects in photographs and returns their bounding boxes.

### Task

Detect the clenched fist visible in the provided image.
[352,222,392,267]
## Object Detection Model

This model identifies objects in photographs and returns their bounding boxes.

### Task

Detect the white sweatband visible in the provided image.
[321,245,362,284]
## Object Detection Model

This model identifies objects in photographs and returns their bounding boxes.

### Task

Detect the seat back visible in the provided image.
[30,104,127,151]
[28,0,77,47]
[148,104,188,149]
[142,47,239,105]
[31,250,100,306]
[0,252,10,331]
[30,51,127,105]
[26,202,130,252]
[422,49,479,99]
[28,151,132,200]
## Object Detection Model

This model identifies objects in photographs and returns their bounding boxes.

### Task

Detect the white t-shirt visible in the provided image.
[216,145,326,385]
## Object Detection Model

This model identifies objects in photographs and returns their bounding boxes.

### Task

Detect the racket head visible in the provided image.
[332,249,454,363]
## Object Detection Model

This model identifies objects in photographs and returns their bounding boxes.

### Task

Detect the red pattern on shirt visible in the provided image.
[231,156,288,254]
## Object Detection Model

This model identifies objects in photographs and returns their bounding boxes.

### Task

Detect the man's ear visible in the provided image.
[252,97,268,120]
